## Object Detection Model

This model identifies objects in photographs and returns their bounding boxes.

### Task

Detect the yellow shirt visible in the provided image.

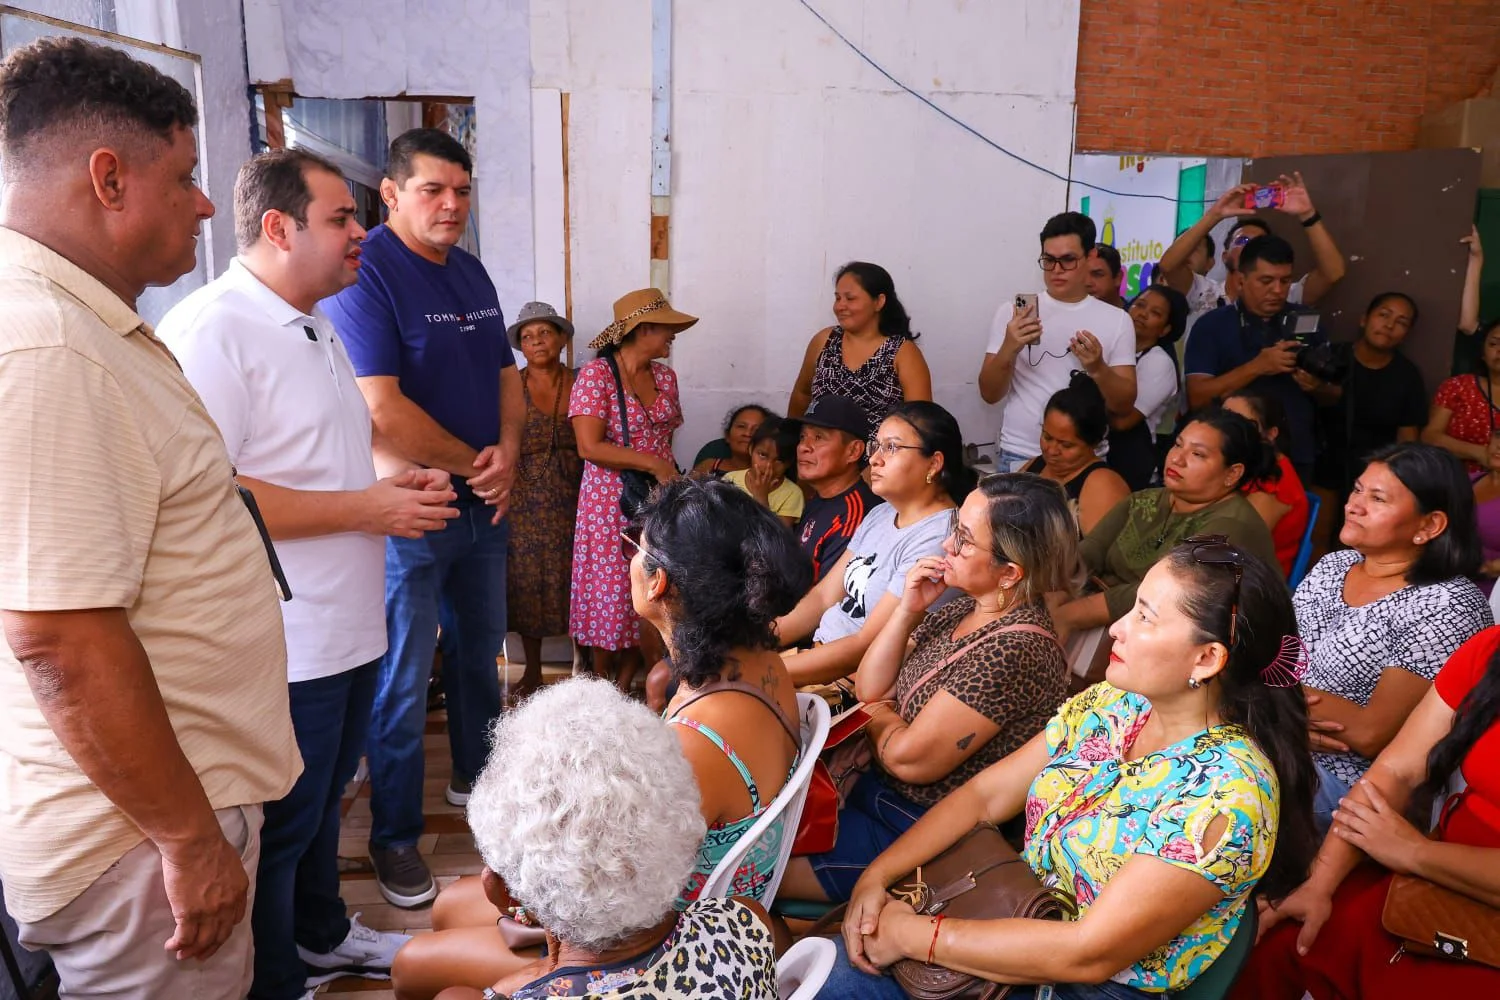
[0,228,300,922]
[723,469,805,520]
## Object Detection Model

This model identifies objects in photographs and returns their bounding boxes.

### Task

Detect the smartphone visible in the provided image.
[1244,184,1286,210]
[1014,293,1038,315]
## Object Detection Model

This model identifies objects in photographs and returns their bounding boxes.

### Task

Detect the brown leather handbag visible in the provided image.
[1382,873,1500,968]
[888,823,1076,1000]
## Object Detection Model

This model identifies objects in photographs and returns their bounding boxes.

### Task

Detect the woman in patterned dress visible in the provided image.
[1291,442,1488,831]
[503,302,581,703]
[789,261,931,425]
[569,289,695,694]
[395,679,777,1000]
[819,539,1319,999]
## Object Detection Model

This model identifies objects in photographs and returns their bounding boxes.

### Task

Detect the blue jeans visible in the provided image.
[251,660,379,1000]
[998,448,1036,474]
[818,936,1151,999]
[370,505,508,848]
[1313,759,1354,834]
[809,774,928,901]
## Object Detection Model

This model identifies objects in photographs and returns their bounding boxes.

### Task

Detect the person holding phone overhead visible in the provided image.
[978,211,1137,473]
[1183,235,1333,484]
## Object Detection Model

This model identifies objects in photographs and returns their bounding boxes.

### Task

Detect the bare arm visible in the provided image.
[1296,219,1345,306]
[867,842,1225,984]
[1305,669,1435,761]
[1243,488,1292,535]
[1422,405,1489,465]
[571,414,676,479]
[853,603,923,704]
[864,695,1003,786]
[356,375,477,478]
[1460,226,1484,335]
[236,472,457,541]
[2,608,246,959]
[788,329,829,418]
[1076,468,1130,537]
[1094,364,1137,419]
[785,591,906,687]
[1159,184,1257,294]
[895,339,933,402]
[775,550,852,649]
[978,304,1039,405]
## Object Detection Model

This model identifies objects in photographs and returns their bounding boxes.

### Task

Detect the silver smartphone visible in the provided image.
[1014,293,1038,314]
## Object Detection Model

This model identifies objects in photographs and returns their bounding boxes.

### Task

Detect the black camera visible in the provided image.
[1295,340,1350,384]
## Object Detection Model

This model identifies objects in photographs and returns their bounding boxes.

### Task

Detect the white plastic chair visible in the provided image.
[701,693,831,906]
[777,936,836,1000]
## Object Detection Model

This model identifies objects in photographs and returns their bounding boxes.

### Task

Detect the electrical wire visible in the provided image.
[796,0,1194,204]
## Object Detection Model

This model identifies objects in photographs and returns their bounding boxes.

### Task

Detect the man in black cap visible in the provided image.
[787,396,884,583]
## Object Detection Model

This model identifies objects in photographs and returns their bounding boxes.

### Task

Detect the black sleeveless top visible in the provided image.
[1021,457,1110,535]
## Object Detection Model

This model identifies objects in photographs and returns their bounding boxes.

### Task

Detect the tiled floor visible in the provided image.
[316,661,575,998]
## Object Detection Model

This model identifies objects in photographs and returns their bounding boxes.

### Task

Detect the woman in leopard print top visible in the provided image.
[778,473,1081,904]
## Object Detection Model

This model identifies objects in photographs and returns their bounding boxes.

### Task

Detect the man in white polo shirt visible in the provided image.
[978,211,1136,472]
[159,149,458,1000]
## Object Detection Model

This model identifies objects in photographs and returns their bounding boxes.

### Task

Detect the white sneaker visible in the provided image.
[299,913,410,983]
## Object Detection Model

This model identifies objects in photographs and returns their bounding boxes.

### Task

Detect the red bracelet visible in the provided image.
[927,914,945,965]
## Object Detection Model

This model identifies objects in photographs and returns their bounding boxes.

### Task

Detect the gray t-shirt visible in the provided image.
[814,504,955,643]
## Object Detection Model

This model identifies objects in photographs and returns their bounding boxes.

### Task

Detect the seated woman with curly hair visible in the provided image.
[819,540,1318,999]
[410,678,777,1000]
[394,479,809,998]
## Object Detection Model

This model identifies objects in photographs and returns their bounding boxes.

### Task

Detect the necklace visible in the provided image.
[1152,493,1178,547]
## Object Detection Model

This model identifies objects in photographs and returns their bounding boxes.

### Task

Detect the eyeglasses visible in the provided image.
[1038,254,1083,272]
[621,525,665,569]
[866,438,926,460]
[1183,533,1244,648]
[948,508,995,559]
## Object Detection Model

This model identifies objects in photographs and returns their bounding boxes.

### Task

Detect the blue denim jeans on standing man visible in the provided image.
[369,504,508,848]
[251,659,379,1000]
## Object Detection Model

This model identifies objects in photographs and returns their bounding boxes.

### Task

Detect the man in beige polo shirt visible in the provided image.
[0,38,300,998]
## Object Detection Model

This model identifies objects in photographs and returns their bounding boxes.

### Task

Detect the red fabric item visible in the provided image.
[1233,627,1500,999]
[1433,375,1499,473]
[1243,453,1309,576]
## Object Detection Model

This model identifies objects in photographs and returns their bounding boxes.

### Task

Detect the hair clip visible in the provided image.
[1261,635,1309,688]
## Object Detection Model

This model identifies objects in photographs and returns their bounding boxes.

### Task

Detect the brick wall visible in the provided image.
[1075,0,1500,157]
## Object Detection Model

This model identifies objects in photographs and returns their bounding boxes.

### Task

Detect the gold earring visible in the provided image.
[926,471,935,484]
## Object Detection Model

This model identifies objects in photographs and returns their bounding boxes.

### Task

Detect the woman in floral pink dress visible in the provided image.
[569,289,697,693]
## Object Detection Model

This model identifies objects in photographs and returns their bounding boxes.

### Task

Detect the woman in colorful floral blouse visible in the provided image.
[818,538,1319,999]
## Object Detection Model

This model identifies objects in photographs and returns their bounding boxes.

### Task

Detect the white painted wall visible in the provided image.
[243,0,536,314]
[537,0,1082,462]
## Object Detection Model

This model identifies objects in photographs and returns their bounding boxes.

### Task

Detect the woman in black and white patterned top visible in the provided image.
[1294,442,1490,830]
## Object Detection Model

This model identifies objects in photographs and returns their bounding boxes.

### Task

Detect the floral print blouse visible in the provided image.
[1022,683,1279,993]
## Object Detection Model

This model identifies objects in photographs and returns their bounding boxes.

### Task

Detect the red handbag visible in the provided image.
[791,706,874,855]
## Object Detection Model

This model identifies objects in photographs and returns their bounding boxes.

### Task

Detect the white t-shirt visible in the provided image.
[159,260,387,683]
[986,292,1135,458]
[1134,346,1178,434]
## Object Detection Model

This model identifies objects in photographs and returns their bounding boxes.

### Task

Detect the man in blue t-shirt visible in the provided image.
[1184,234,1334,482]
[323,128,523,908]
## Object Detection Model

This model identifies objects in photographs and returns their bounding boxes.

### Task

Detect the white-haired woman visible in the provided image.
[394,678,777,1000]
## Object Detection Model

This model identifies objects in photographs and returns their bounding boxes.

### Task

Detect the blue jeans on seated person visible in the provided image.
[809,772,928,902]
[817,936,1153,999]
[1313,759,1354,834]
[251,659,379,1000]
[370,504,508,848]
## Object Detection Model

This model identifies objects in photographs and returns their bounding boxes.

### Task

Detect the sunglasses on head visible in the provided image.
[1183,533,1244,648]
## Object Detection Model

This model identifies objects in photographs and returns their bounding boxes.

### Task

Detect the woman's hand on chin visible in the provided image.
[899,557,950,613]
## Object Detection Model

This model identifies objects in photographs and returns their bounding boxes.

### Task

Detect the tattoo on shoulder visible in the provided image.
[760,664,777,694]
[956,733,976,750]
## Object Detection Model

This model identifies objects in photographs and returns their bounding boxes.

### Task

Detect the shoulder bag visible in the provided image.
[605,352,659,519]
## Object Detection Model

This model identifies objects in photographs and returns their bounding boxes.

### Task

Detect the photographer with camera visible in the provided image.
[1184,235,1336,483]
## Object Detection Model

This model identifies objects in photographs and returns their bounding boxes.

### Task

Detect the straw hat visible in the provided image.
[506,301,574,348]
[588,288,699,351]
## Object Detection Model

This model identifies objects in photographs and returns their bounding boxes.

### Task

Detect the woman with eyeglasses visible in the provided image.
[1051,408,1280,656]
[775,401,978,689]
[817,538,1319,999]
[392,480,807,999]
[776,474,1080,906]
[1290,442,1487,832]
